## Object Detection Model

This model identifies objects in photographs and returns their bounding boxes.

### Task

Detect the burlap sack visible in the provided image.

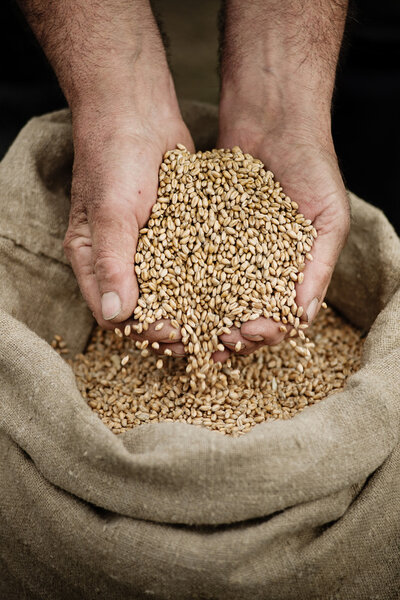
[0,106,399,600]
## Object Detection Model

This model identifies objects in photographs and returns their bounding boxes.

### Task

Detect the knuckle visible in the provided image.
[263,334,281,346]
[63,229,80,258]
[63,205,90,260]
[93,251,124,281]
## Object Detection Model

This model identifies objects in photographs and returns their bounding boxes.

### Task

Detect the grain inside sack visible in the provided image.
[67,145,363,436]
[133,144,316,368]
[70,308,362,435]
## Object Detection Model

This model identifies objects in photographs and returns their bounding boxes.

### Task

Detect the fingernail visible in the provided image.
[243,334,264,342]
[306,297,319,323]
[101,292,121,320]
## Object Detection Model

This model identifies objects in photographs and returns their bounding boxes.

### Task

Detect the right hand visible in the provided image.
[64,105,195,357]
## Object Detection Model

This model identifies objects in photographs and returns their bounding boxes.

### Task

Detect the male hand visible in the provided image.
[217,123,350,356]
[64,109,194,356]
[218,0,350,358]
[18,0,197,357]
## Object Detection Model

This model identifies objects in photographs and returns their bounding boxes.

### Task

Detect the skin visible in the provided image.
[218,0,350,357]
[18,0,194,356]
[19,0,349,362]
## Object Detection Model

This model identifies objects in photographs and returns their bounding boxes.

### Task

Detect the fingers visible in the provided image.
[118,319,233,362]
[89,202,139,324]
[294,253,331,326]
[242,194,350,340]
[63,217,107,323]
[240,319,287,347]
[212,348,231,363]
[294,225,346,326]
[122,318,184,357]
[291,172,350,323]
[219,326,267,355]
[127,319,182,344]
[150,342,186,357]
[65,112,196,334]
[239,234,338,344]
[64,202,140,328]
[226,234,340,347]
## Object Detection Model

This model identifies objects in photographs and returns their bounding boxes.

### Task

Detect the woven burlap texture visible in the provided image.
[0,107,399,600]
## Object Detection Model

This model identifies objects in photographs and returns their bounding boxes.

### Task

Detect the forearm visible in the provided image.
[220,0,348,136]
[18,0,178,121]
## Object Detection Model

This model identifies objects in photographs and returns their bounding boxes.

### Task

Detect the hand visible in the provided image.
[217,122,350,357]
[217,0,349,358]
[19,0,198,356]
[64,106,195,357]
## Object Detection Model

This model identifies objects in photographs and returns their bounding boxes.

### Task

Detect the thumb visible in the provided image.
[295,225,346,325]
[90,203,139,324]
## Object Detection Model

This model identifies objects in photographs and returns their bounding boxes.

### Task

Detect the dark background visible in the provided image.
[1,0,399,232]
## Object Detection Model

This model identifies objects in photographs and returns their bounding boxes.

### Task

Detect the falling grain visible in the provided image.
[68,146,362,437]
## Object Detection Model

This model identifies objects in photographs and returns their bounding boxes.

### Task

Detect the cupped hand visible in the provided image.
[217,125,350,357]
[63,109,194,356]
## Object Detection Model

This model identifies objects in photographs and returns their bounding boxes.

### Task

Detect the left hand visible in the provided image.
[217,120,350,357]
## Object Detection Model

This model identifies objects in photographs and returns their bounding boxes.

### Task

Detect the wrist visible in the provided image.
[219,67,333,146]
[219,0,347,149]
[21,0,175,122]
[71,69,182,142]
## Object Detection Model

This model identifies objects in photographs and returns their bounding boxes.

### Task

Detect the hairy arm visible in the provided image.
[18,0,194,357]
[17,0,174,115]
[220,0,348,143]
[218,1,350,355]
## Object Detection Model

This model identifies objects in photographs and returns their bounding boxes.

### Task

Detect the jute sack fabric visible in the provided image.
[0,107,399,600]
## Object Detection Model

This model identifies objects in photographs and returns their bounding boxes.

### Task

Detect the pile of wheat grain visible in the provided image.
[69,307,363,436]
[65,145,363,436]
[131,145,316,377]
